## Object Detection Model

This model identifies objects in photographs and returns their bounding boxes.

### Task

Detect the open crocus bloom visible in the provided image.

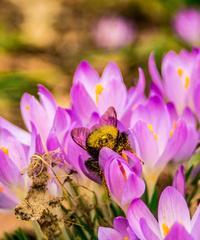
[130,96,198,198]
[0,127,31,210]
[70,61,145,127]
[127,186,200,240]
[98,216,138,240]
[99,148,145,210]
[173,9,200,45]
[149,50,200,118]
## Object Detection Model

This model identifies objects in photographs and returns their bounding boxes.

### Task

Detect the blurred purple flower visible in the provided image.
[129,96,198,198]
[149,50,200,121]
[70,60,145,127]
[173,9,200,45]
[99,148,145,210]
[93,16,136,49]
[172,165,185,196]
[98,216,138,240]
[127,186,200,240]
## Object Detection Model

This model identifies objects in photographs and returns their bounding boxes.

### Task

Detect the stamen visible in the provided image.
[162,223,170,236]
[122,152,128,162]
[0,186,4,192]
[185,76,190,89]
[169,122,177,138]
[147,124,158,141]
[95,84,104,103]
[0,147,9,155]
[177,68,183,77]
[123,237,129,240]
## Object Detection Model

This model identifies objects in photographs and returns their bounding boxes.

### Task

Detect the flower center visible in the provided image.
[162,223,170,237]
[0,146,9,155]
[147,124,158,141]
[95,84,104,103]
[177,67,190,90]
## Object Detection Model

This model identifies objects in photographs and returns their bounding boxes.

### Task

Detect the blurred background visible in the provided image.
[0,0,200,236]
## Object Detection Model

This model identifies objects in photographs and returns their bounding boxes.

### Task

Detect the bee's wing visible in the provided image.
[100,106,117,126]
[71,127,90,150]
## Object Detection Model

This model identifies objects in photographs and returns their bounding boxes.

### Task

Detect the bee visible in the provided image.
[71,107,132,177]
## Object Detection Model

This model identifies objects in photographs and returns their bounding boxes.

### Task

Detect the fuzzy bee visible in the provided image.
[71,107,132,176]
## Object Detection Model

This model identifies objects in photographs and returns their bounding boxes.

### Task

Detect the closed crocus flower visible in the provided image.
[130,96,197,198]
[98,216,138,240]
[127,186,200,240]
[93,16,136,50]
[70,61,145,127]
[99,148,145,210]
[173,9,200,46]
[149,50,200,120]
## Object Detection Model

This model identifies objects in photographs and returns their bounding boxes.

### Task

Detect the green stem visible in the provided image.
[32,221,45,240]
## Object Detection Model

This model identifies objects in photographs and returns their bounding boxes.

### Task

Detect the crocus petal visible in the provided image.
[98,227,122,240]
[127,199,161,240]
[70,83,97,124]
[73,60,99,89]
[0,185,18,210]
[0,117,30,145]
[158,186,191,236]
[38,84,56,122]
[140,218,160,240]
[191,204,200,240]
[20,93,51,141]
[156,119,187,168]
[113,217,129,236]
[194,83,200,121]
[132,121,159,167]
[0,150,22,186]
[148,53,164,96]
[121,173,145,206]
[172,165,185,196]
[0,128,28,169]
[164,223,193,240]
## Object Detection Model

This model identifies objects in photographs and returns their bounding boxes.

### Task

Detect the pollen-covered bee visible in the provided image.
[71,107,132,177]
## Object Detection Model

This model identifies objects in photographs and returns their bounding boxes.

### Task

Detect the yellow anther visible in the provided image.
[147,124,158,141]
[177,68,183,77]
[169,122,177,138]
[162,223,170,237]
[0,147,9,155]
[95,84,104,103]
[25,105,30,111]
[184,76,190,89]
[0,186,4,193]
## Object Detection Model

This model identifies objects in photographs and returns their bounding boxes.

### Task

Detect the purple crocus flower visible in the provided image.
[70,61,145,127]
[127,186,200,240]
[0,126,33,210]
[129,96,198,198]
[173,9,200,45]
[172,165,185,196]
[149,50,200,120]
[93,16,136,49]
[99,148,145,210]
[98,216,138,240]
